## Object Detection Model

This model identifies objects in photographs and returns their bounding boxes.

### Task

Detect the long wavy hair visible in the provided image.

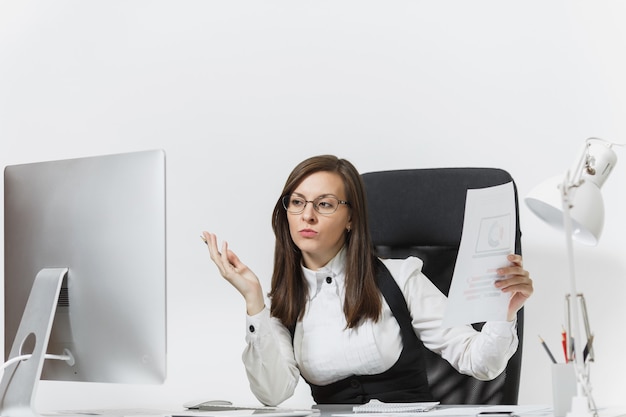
[268,155,381,330]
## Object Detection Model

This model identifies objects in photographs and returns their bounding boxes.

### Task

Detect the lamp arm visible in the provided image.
[569,142,591,188]
[560,175,598,416]
[559,176,583,367]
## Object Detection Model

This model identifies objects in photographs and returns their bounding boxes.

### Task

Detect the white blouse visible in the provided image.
[242,248,518,406]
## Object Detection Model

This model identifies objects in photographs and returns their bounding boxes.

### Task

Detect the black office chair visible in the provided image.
[361,167,524,405]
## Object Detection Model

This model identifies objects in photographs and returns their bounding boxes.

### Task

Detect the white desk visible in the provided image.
[43,404,626,417]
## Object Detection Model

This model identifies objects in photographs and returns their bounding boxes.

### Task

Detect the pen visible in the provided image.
[583,334,594,363]
[200,235,208,245]
[538,335,557,364]
[561,328,569,362]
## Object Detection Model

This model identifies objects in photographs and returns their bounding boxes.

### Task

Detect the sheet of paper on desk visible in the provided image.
[170,409,316,417]
[442,181,515,328]
[352,400,439,413]
[333,404,552,417]
[420,405,551,416]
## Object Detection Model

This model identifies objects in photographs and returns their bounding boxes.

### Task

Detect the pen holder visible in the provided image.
[552,363,577,417]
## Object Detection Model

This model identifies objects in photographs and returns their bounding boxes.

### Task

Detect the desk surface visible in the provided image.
[45,404,626,417]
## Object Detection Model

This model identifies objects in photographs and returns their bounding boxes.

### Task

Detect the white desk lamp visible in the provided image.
[525,137,622,417]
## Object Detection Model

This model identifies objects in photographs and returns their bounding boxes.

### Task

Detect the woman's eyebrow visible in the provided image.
[291,192,338,198]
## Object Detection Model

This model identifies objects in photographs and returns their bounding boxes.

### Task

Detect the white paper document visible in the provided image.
[333,404,552,417]
[442,181,516,327]
[352,400,440,413]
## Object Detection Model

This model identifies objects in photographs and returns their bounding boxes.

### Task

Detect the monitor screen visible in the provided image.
[3,150,167,391]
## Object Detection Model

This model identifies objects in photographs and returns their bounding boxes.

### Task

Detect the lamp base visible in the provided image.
[566,384,595,417]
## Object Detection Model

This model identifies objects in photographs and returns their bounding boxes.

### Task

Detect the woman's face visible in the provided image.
[286,171,352,270]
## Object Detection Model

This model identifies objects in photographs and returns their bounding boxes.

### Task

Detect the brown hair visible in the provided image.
[269,155,381,330]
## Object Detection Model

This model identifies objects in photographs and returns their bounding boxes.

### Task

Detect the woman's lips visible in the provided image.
[299,229,318,238]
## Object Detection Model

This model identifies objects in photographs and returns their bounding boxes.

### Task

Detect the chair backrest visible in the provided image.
[361,167,523,405]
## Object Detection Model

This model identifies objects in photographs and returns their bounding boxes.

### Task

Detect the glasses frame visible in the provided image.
[281,194,350,215]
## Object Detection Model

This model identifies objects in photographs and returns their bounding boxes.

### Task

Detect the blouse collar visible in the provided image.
[302,246,346,300]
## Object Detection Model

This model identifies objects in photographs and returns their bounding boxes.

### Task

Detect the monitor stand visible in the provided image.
[0,268,68,417]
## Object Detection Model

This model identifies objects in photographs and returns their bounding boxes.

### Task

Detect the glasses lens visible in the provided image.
[314,196,339,214]
[283,195,306,214]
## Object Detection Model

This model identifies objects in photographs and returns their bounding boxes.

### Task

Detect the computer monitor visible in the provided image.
[2,150,167,416]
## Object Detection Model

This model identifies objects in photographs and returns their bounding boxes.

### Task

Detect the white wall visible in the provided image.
[1,0,626,411]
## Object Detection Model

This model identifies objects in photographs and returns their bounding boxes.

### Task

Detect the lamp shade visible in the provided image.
[525,139,617,246]
[525,175,604,246]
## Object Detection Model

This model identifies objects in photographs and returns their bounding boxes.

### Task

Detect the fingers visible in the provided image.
[202,231,247,279]
[219,240,237,274]
[202,231,230,276]
[495,271,531,290]
[496,254,526,280]
[499,279,534,298]
[202,232,219,261]
[494,255,533,298]
[507,253,523,267]
[496,254,529,282]
[499,256,534,320]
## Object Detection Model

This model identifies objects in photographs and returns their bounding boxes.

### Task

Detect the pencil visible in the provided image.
[539,335,557,364]
[561,327,569,362]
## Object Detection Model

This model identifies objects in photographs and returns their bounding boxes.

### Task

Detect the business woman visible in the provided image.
[203,154,533,406]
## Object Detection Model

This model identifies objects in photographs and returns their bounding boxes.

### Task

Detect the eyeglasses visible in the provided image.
[282,194,350,215]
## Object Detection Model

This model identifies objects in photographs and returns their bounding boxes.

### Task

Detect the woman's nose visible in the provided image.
[301,203,317,222]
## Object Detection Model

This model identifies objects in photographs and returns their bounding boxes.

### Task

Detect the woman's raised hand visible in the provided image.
[495,253,534,322]
[202,231,265,315]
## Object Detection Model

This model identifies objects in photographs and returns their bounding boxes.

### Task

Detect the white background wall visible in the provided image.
[1,0,626,412]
